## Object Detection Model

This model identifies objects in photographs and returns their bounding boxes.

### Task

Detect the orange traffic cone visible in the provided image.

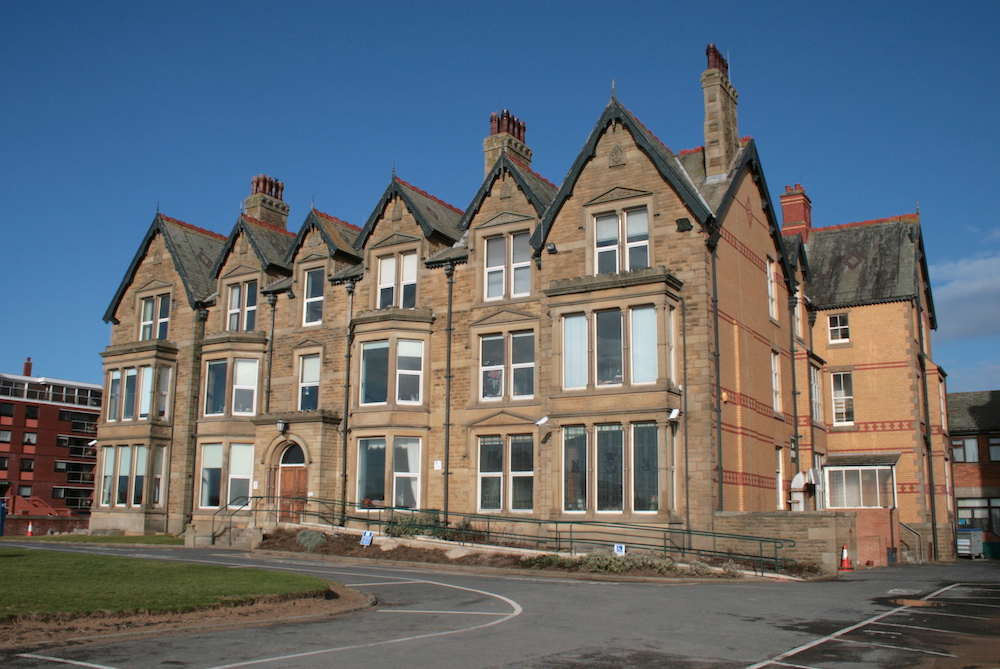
[839,544,852,571]
[26,522,33,537]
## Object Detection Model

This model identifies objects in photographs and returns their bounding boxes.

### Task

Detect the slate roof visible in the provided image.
[354,177,464,251]
[948,391,1000,435]
[104,214,226,322]
[210,215,295,279]
[825,453,902,467]
[457,152,557,230]
[805,215,932,317]
[285,209,362,264]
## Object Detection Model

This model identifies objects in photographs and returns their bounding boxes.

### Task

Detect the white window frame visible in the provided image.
[767,259,778,320]
[231,358,259,416]
[360,341,390,406]
[115,445,132,507]
[303,267,324,325]
[594,207,649,275]
[829,313,850,342]
[484,231,531,300]
[392,436,421,508]
[595,310,623,386]
[228,443,254,508]
[156,366,171,419]
[140,294,170,341]
[122,368,138,421]
[479,331,535,401]
[477,434,535,513]
[204,360,227,416]
[825,466,895,509]
[107,370,121,422]
[200,443,223,509]
[771,351,782,413]
[359,339,426,407]
[378,251,418,309]
[298,353,320,411]
[227,280,258,332]
[563,307,659,390]
[138,366,153,419]
[395,340,423,405]
[809,365,822,422]
[832,371,854,426]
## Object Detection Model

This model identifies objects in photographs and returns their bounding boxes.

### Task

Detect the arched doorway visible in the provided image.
[278,443,307,522]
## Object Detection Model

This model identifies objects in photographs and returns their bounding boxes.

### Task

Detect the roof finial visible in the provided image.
[156,201,160,214]
[392,161,396,179]
[916,199,920,215]
[311,195,315,210]
[611,78,617,102]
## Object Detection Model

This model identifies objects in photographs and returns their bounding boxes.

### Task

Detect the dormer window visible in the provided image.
[378,252,417,309]
[485,232,531,300]
[227,280,258,331]
[303,268,324,325]
[595,207,649,275]
[140,294,170,340]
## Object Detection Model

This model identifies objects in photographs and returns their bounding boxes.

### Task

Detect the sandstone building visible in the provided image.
[91,46,955,565]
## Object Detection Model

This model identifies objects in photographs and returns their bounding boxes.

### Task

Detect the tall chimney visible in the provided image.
[243,174,290,228]
[701,44,739,178]
[483,110,532,176]
[23,357,32,377]
[780,184,813,243]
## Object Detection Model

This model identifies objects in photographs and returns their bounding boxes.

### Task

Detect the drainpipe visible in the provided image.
[915,292,939,560]
[788,292,800,475]
[807,309,818,509]
[442,261,456,526]
[339,281,355,527]
[680,294,691,540]
[707,226,724,515]
[264,293,278,414]
[186,306,209,528]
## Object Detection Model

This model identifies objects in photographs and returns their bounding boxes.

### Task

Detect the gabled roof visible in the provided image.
[947,390,1000,435]
[781,233,811,283]
[285,209,362,264]
[104,214,226,323]
[806,215,934,322]
[210,215,295,279]
[533,97,713,251]
[458,152,557,230]
[354,177,464,251]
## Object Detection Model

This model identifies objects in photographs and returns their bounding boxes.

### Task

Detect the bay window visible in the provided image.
[562,306,659,389]
[357,436,421,509]
[107,371,121,421]
[228,443,254,507]
[232,359,259,415]
[360,339,424,406]
[563,423,661,513]
[205,360,227,415]
[200,443,223,508]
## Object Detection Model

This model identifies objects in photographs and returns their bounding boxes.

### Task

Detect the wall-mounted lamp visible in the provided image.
[277,419,288,434]
[668,408,680,422]
[546,242,558,254]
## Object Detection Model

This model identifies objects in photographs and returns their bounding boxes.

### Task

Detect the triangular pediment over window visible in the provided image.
[294,338,324,349]
[136,278,173,293]
[371,232,422,249]
[479,211,535,229]
[470,309,537,327]
[296,253,327,264]
[586,186,652,205]
[221,264,259,279]
[469,411,537,427]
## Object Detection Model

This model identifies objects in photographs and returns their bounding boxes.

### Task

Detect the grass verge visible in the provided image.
[0,546,330,622]
[3,534,184,545]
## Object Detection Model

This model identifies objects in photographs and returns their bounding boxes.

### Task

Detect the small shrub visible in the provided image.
[686,560,713,577]
[385,510,442,537]
[515,554,577,570]
[296,529,326,552]
[721,560,744,579]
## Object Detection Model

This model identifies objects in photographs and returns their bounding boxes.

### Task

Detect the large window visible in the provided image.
[952,438,979,463]
[227,280,258,331]
[480,332,534,401]
[205,360,228,415]
[485,232,531,299]
[957,498,1000,535]
[378,252,417,309]
[562,423,659,513]
[122,368,138,420]
[478,434,534,512]
[826,466,894,508]
[563,307,658,390]
[232,359,259,415]
[771,351,782,412]
[299,354,320,411]
[595,208,649,274]
[360,340,424,406]
[140,294,170,340]
[357,436,421,508]
[832,372,854,425]
[810,365,822,422]
[116,445,132,506]
[106,366,170,422]
[303,268,324,325]
[228,443,254,507]
[828,313,849,342]
[200,443,223,508]
[99,444,164,509]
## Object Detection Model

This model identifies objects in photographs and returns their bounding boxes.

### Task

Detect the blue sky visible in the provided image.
[2,1,999,392]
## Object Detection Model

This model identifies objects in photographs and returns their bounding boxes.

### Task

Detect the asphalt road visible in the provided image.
[2,542,998,668]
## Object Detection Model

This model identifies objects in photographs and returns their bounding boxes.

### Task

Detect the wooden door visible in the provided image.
[278,467,308,522]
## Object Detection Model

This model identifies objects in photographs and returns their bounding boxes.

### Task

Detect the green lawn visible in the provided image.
[6,534,184,545]
[0,547,330,621]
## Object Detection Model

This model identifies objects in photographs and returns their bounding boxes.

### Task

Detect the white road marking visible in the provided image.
[875,621,975,635]
[17,654,119,669]
[837,638,956,657]
[377,609,508,616]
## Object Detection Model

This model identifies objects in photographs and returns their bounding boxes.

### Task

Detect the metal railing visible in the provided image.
[209,495,795,572]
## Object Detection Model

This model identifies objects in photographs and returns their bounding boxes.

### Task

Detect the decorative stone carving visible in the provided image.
[609,144,625,167]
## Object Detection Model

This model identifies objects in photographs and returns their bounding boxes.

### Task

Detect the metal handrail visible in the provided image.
[210,495,795,572]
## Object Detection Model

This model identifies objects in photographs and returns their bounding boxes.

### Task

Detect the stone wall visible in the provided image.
[714,510,856,574]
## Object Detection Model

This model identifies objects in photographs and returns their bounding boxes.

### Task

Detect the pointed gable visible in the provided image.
[104,214,226,322]
[354,177,464,251]
[210,215,295,279]
[533,98,713,250]
[286,209,362,264]
[459,153,557,231]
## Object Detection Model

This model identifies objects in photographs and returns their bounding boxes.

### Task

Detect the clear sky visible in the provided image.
[2,1,998,393]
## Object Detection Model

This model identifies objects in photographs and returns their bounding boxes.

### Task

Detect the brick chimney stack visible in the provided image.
[483,109,532,177]
[701,44,739,179]
[780,184,813,243]
[22,357,32,377]
[243,174,290,228]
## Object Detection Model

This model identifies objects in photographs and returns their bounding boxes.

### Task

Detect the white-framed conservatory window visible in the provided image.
[826,466,895,508]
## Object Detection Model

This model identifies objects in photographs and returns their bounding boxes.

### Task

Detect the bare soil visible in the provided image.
[0,583,371,650]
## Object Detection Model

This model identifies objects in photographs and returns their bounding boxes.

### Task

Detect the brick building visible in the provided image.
[91,46,954,565]
[948,390,1000,557]
[1,358,102,518]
